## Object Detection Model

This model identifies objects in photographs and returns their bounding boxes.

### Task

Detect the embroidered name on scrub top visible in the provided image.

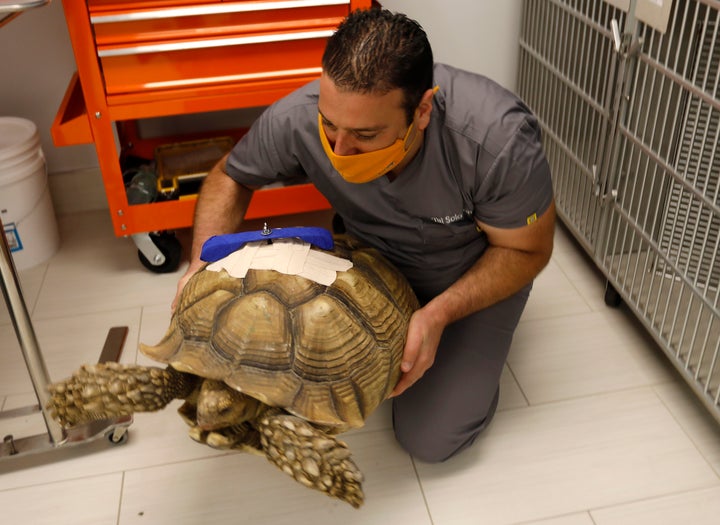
[426,208,475,225]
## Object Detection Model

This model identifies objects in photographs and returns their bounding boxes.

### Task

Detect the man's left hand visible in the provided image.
[389,307,445,397]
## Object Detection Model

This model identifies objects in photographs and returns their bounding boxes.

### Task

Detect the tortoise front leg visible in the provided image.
[47,363,197,427]
[255,409,365,508]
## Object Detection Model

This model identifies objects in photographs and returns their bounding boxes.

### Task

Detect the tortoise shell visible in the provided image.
[141,235,419,430]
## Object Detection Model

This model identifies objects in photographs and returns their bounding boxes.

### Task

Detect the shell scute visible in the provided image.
[351,250,418,319]
[292,295,375,383]
[177,269,244,314]
[178,289,236,341]
[285,380,363,428]
[211,291,293,366]
[225,366,303,408]
[243,269,324,307]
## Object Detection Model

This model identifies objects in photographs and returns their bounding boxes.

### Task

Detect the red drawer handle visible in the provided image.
[91,0,349,24]
[97,29,335,57]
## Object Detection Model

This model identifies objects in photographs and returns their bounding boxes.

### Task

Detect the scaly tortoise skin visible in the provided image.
[47,235,419,508]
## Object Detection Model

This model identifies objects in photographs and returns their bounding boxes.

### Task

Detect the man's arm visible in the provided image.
[172,153,257,310]
[390,200,556,396]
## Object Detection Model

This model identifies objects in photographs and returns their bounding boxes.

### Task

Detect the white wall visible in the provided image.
[381,0,523,91]
[0,1,95,174]
[0,1,522,212]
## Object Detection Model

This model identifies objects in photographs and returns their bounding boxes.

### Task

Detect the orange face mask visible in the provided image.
[318,113,419,184]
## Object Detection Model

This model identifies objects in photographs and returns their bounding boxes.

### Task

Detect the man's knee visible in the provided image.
[393,425,478,463]
[392,387,500,463]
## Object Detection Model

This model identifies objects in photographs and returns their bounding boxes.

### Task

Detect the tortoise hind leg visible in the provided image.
[256,410,364,508]
[47,362,197,427]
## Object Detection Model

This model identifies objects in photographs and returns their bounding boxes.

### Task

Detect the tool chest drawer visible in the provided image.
[89,0,349,101]
[89,0,349,45]
[99,32,331,98]
[53,0,372,253]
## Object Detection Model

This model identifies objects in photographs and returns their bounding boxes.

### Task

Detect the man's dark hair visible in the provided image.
[322,8,434,124]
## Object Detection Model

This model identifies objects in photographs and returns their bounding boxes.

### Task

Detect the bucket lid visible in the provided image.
[0,117,41,162]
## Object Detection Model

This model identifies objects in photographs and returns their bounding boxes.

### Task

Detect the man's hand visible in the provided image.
[171,264,203,313]
[389,307,445,397]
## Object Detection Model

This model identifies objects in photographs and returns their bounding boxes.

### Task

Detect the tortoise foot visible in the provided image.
[47,363,182,427]
[257,412,364,508]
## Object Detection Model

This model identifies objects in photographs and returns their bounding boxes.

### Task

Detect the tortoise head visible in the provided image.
[196,379,265,430]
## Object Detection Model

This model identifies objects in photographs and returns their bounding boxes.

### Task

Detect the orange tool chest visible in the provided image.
[51,0,372,269]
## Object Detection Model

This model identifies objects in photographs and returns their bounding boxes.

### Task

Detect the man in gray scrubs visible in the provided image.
[175,9,555,463]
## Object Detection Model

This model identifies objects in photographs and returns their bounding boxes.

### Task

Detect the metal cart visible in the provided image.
[1,0,132,463]
[52,0,372,272]
[517,0,720,423]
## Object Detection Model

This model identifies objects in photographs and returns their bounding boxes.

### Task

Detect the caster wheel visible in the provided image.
[604,281,623,308]
[107,428,129,446]
[138,232,182,273]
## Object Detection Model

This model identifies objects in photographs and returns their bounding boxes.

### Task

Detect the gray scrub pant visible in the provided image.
[392,283,531,463]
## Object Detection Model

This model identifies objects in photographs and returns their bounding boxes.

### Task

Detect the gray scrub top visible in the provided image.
[226,63,553,300]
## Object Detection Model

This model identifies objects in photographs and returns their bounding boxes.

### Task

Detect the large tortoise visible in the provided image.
[47,234,419,508]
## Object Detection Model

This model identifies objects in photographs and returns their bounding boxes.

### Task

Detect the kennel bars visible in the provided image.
[517,0,720,423]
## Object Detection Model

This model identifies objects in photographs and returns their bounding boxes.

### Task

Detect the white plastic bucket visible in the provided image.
[0,117,40,163]
[1,117,60,270]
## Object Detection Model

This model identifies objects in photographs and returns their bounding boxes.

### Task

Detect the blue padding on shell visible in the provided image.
[200,227,334,262]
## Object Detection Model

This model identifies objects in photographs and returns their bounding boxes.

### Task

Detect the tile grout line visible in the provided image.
[30,302,169,325]
[0,451,235,496]
[508,510,596,525]
[551,251,607,313]
[650,383,720,482]
[25,263,50,319]
[410,455,436,525]
[116,471,125,525]
[505,363,531,407]
[497,384,685,414]
[585,485,720,520]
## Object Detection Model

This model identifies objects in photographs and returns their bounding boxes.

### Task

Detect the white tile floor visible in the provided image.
[1,209,719,525]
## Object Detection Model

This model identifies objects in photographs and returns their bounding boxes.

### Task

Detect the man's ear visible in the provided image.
[415,87,436,131]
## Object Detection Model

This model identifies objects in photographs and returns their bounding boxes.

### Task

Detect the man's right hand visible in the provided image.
[171,264,202,313]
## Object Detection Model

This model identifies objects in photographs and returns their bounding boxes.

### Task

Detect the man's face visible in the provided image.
[318,74,410,156]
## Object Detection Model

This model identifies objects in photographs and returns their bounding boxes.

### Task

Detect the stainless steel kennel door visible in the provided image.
[517,0,720,423]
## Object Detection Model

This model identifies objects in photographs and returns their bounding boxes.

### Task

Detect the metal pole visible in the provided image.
[0,217,64,445]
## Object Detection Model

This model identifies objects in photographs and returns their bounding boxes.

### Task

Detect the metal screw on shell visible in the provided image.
[261,223,272,236]
[95,111,102,119]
